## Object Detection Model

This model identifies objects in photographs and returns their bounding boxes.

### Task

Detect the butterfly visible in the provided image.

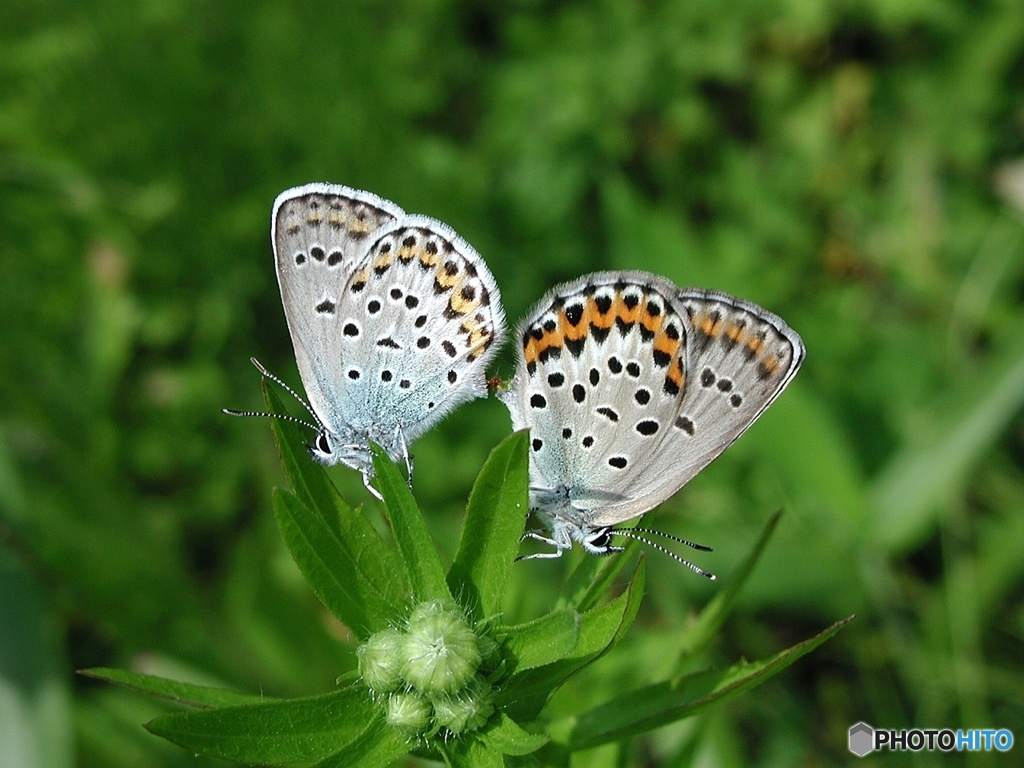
[500,271,804,577]
[228,184,505,488]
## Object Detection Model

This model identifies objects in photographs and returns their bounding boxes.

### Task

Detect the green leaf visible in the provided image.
[871,330,1024,552]
[371,444,452,603]
[674,510,783,664]
[498,558,646,722]
[1,551,72,768]
[274,488,403,636]
[313,718,410,768]
[447,431,530,621]
[558,539,640,612]
[267,386,412,608]
[78,668,266,709]
[144,685,377,763]
[554,615,854,750]
[478,712,549,756]
[499,609,580,672]
[441,738,505,768]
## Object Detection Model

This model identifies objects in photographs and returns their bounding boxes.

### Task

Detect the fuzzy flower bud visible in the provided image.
[385,692,432,732]
[431,676,495,735]
[356,628,405,693]
[401,601,481,695]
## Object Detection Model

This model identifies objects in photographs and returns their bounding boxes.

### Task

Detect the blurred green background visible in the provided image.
[3,0,1024,765]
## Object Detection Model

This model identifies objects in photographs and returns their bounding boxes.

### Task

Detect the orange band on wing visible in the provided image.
[652,329,680,360]
[588,294,615,329]
[639,302,664,336]
[613,295,642,326]
[725,320,747,345]
[523,327,562,366]
[695,311,723,339]
[558,306,589,342]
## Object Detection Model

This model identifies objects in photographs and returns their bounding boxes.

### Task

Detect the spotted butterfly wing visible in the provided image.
[590,286,804,525]
[502,271,803,534]
[274,184,403,439]
[502,272,689,513]
[334,215,505,446]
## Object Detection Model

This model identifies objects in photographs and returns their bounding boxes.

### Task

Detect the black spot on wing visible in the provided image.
[675,416,695,435]
[636,420,659,436]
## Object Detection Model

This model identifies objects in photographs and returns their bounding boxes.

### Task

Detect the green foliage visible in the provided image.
[3,0,1024,765]
[86,397,847,766]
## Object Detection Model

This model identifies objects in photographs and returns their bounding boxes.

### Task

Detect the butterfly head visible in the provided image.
[308,427,371,472]
[577,526,622,556]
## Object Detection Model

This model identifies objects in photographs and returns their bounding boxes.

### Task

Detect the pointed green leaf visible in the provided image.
[675,510,783,664]
[144,686,378,762]
[478,712,549,756]
[448,431,530,621]
[499,609,580,672]
[498,559,646,722]
[78,668,266,709]
[371,444,452,603]
[871,330,1024,552]
[313,718,410,768]
[267,386,411,608]
[558,539,640,613]
[556,615,854,749]
[274,488,404,636]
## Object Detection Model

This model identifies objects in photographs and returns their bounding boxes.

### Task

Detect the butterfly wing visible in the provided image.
[273,184,404,431]
[328,215,505,450]
[589,287,805,526]
[501,271,693,526]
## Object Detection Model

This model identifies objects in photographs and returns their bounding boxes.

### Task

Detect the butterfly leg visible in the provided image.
[396,426,414,489]
[361,471,384,501]
[517,550,566,560]
[515,528,572,560]
[520,531,562,547]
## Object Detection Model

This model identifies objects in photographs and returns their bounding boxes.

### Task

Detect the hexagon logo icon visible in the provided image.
[848,722,874,757]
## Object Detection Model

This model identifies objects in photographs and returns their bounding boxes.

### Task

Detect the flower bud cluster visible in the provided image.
[356,601,496,737]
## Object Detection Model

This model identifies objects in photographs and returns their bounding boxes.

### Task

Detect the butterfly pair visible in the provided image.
[230,184,805,573]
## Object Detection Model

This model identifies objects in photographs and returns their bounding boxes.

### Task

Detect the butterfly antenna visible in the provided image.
[248,357,322,427]
[221,408,320,432]
[610,529,716,580]
[627,527,713,552]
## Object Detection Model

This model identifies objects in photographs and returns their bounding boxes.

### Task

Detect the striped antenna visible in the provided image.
[622,527,713,552]
[610,529,716,580]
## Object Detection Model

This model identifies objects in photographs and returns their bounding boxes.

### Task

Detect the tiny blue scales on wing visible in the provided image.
[259,183,506,486]
[500,270,805,578]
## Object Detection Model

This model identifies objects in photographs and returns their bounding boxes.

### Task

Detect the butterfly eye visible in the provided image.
[317,432,332,455]
[589,529,612,549]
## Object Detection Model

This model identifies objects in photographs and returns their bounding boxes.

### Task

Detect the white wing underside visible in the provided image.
[273,184,505,459]
[502,270,804,531]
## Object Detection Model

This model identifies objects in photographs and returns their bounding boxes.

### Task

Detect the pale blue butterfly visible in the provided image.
[500,271,804,578]
[228,184,506,489]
